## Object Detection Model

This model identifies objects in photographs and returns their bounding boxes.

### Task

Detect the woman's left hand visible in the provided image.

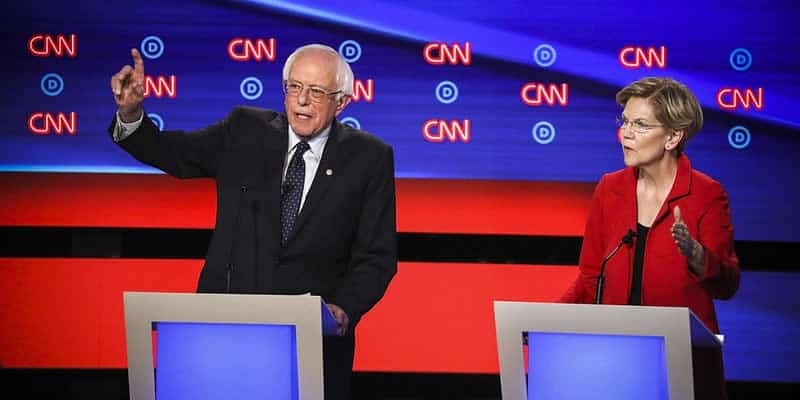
[671,206,705,275]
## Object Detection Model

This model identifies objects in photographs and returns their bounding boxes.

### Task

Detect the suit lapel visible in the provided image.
[289,121,344,242]
[610,166,637,234]
[264,114,289,242]
[266,113,289,183]
[653,154,692,227]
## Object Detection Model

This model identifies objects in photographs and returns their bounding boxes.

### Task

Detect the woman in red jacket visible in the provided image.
[560,77,740,334]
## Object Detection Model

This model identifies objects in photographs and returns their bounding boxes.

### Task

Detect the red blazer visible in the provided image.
[560,155,739,333]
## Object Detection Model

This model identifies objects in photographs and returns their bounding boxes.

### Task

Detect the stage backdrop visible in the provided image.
[1,0,798,241]
[1,0,799,386]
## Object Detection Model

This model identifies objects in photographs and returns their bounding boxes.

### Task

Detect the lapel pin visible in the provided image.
[326,169,333,176]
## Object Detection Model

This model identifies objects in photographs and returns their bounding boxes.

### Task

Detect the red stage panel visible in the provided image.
[0,172,216,229]
[396,178,594,236]
[0,258,201,368]
[354,262,578,373]
[0,172,594,236]
[0,258,577,372]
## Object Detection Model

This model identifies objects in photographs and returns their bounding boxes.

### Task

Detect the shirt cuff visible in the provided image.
[113,112,144,142]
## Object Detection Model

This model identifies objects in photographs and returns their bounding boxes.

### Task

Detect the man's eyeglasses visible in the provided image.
[283,81,342,103]
[615,115,664,134]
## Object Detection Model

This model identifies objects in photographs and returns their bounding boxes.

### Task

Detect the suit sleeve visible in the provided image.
[329,144,398,325]
[108,108,238,179]
[560,176,607,304]
[693,185,740,300]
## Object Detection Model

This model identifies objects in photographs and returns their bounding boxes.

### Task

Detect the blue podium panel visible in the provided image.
[527,332,668,400]
[154,322,298,400]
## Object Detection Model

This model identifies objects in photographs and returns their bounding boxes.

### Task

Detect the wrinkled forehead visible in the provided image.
[288,50,339,86]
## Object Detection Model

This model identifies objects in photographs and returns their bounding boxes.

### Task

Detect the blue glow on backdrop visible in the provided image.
[2,0,799,241]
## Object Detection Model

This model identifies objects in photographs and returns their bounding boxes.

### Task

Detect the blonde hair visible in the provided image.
[616,77,703,155]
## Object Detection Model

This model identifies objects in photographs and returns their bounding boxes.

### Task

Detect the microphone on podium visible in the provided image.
[594,229,636,304]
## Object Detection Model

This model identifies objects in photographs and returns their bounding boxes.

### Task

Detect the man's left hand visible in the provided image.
[326,303,350,336]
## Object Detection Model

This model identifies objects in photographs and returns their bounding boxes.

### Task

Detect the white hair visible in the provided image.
[282,44,354,98]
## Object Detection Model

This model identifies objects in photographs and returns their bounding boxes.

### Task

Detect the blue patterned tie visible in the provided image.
[280,141,310,245]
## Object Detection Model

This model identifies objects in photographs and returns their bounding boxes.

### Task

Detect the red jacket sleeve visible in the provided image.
[694,185,740,299]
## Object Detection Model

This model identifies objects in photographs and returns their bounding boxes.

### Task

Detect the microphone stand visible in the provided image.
[595,229,635,304]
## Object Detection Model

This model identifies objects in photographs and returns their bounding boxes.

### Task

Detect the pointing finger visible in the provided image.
[131,48,145,80]
[673,206,683,224]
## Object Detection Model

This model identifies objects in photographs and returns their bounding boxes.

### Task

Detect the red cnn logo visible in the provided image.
[423,42,472,65]
[422,119,471,143]
[717,88,764,110]
[28,34,77,58]
[351,79,374,103]
[619,46,667,69]
[144,75,177,99]
[28,112,77,135]
[228,38,276,62]
[520,83,569,106]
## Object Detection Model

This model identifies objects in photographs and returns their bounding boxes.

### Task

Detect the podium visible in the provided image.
[494,302,724,400]
[123,292,338,400]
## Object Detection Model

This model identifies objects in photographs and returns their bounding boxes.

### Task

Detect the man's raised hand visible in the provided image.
[111,48,145,122]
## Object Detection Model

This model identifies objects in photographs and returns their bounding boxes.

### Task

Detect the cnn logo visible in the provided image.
[423,42,471,65]
[351,79,374,103]
[28,34,77,57]
[228,38,276,62]
[619,46,667,69]
[28,112,77,135]
[717,88,763,111]
[422,120,471,143]
[520,83,569,106]
[144,76,177,99]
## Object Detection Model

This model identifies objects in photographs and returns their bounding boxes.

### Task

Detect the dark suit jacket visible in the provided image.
[110,106,398,328]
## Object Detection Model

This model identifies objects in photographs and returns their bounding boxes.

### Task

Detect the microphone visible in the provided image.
[594,229,636,304]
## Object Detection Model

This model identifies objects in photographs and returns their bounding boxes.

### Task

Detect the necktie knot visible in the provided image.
[295,141,310,156]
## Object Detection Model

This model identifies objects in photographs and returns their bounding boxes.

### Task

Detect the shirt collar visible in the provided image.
[287,124,331,159]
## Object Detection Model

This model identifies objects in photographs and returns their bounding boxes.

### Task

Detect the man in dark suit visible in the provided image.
[110,44,397,400]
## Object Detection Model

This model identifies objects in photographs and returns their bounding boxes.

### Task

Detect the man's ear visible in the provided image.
[335,95,352,116]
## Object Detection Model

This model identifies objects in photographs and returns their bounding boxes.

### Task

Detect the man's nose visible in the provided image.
[296,88,311,105]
